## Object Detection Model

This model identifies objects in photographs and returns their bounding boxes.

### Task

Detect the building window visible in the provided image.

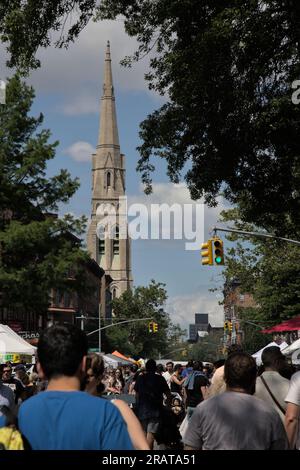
[64,292,71,308]
[99,238,105,255]
[55,290,64,307]
[107,172,111,187]
[98,225,105,256]
[113,226,119,255]
[112,288,117,299]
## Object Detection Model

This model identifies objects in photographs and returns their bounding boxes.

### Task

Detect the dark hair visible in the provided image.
[174,364,182,372]
[156,364,164,374]
[130,364,138,373]
[261,346,284,369]
[38,324,88,380]
[214,359,225,369]
[224,352,257,392]
[166,361,174,367]
[227,344,243,356]
[193,361,203,371]
[186,360,194,368]
[146,359,157,372]
[85,354,105,394]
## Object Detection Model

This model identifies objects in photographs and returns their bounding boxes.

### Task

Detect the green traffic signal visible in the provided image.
[213,238,224,265]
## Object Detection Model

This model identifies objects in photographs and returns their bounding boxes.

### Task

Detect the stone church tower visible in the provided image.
[87,41,132,297]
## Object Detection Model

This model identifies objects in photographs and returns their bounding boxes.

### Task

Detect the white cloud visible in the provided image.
[28,19,154,100]
[0,18,167,115]
[64,141,94,162]
[167,291,224,333]
[127,182,230,246]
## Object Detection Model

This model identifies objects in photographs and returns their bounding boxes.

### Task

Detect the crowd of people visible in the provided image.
[0,324,300,450]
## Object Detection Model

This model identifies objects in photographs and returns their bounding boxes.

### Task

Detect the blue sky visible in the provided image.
[2,20,226,332]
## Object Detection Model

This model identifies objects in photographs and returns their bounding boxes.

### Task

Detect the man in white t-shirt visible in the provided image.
[255,346,290,423]
[184,352,288,450]
[162,362,174,389]
[285,371,300,449]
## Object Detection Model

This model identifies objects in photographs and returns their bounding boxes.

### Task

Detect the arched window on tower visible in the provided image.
[113,225,119,255]
[107,171,111,188]
[112,288,117,299]
[98,225,106,260]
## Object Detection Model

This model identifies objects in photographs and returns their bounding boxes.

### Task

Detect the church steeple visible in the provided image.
[87,42,133,301]
[98,40,120,150]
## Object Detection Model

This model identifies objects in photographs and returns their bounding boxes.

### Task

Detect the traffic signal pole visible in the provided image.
[86,317,153,337]
[212,226,300,246]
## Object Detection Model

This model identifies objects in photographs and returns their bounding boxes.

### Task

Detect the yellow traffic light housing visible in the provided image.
[224,321,228,331]
[149,321,158,333]
[213,237,224,265]
[228,321,233,333]
[201,239,213,265]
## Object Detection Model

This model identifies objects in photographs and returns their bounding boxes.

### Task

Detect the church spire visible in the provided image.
[97,41,120,150]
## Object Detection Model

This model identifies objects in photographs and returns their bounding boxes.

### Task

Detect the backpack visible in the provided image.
[0,406,24,450]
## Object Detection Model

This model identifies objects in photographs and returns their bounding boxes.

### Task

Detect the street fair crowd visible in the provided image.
[1,324,300,450]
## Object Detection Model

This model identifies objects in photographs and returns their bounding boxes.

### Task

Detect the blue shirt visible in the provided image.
[0,415,5,427]
[18,391,134,450]
[182,367,193,378]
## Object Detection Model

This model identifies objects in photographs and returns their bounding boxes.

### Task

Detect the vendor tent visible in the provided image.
[281,338,300,356]
[261,317,300,333]
[0,324,36,360]
[103,354,133,368]
[111,350,137,364]
[252,341,288,365]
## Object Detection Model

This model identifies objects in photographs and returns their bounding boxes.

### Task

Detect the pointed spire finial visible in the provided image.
[98,41,119,149]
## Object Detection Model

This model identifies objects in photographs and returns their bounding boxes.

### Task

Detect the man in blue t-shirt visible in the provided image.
[18,324,133,450]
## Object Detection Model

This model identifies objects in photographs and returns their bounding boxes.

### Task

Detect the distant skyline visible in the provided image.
[1,20,226,332]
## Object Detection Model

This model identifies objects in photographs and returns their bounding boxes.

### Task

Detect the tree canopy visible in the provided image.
[102,280,186,358]
[220,207,300,327]
[0,75,90,314]
[1,2,300,234]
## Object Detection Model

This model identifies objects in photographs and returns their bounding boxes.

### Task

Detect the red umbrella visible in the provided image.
[261,316,300,333]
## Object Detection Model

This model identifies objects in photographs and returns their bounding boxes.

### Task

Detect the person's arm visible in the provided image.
[285,402,300,449]
[171,375,185,386]
[112,399,150,450]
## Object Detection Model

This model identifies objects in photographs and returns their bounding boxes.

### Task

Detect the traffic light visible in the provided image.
[213,237,224,265]
[228,321,233,333]
[201,239,213,265]
[149,321,158,333]
[224,321,228,331]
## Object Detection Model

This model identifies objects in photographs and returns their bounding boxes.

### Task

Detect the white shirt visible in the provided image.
[255,371,290,423]
[162,371,172,388]
[285,371,300,449]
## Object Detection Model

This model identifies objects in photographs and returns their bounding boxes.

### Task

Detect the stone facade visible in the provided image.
[87,41,132,299]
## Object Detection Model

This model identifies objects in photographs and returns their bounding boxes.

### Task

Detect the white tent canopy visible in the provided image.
[281,338,300,356]
[0,324,37,356]
[252,341,288,366]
